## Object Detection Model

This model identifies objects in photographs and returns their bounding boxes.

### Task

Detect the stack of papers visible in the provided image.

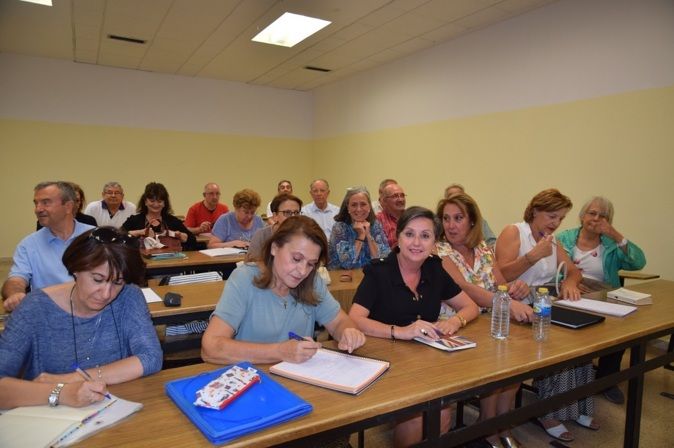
[199,248,246,257]
[556,298,637,317]
[168,271,222,285]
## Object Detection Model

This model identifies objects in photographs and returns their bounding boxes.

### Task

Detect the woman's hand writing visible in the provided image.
[278,339,321,363]
[60,381,109,407]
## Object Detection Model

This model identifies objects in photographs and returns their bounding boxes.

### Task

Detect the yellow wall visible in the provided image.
[0,119,313,257]
[314,85,674,282]
[1,86,672,282]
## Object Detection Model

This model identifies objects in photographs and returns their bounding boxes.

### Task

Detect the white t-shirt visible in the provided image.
[572,244,604,281]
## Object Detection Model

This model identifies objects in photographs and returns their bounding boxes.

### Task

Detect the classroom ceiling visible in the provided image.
[0,0,556,91]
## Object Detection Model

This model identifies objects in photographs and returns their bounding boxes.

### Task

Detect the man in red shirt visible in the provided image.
[376,181,406,248]
[184,183,229,235]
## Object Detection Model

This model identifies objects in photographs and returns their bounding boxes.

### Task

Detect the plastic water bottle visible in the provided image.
[533,287,552,341]
[491,285,511,340]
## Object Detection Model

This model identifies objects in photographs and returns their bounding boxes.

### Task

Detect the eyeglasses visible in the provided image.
[90,227,138,247]
[277,210,302,217]
[386,193,406,200]
[585,210,608,219]
[104,190,123,196]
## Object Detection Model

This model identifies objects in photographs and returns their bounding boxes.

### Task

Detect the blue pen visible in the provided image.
[288,331,305,341]
[74,365,112,400]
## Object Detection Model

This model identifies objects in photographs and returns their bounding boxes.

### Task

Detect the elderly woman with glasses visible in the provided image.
[0,227,162,409]
[557,196,646,405]
[247,193,303,261]
[328,186,390,270]
[209,188,264,250]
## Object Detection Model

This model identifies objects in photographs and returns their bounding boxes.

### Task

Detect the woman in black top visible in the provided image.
[349,206,478,448]
[122,182,196,251]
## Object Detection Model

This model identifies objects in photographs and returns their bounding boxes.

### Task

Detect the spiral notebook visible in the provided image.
[270,348,389,395]
[165,363,312,444]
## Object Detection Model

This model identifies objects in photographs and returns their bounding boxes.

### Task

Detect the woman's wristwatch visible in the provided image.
[49,383,65,407]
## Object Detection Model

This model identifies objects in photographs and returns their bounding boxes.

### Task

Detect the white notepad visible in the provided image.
[606,288,652,305]
[199,248,246,257]
[270,349,389,395]
[0,395,142,447]
[556,298,637,317]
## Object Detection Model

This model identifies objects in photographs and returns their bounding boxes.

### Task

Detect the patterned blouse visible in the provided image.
[328,221,391,270]
[436,240,497,292]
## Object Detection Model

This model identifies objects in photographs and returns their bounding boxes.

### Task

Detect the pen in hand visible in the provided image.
[288,331,307,342]
[74,366,112,400]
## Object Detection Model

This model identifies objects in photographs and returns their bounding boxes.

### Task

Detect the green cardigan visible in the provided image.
[557,227,646,288]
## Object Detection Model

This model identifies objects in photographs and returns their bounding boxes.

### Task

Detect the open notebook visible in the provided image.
[270,348,389,395]
[0,395,142,447]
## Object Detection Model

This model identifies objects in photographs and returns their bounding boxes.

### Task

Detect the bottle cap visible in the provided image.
[537,287,549,294]
[498,285,508,292]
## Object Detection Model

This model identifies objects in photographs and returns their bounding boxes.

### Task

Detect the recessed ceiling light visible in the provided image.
[20,0,52,5]
[252,12,330,48]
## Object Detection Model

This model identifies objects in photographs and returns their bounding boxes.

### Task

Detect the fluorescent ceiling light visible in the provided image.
[252,12,330,48]
[20,0,52,5]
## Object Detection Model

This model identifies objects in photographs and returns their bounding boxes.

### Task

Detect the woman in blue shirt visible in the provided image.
[0,227,162,409]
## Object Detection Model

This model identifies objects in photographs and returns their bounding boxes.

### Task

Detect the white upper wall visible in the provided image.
[0,52,313,139]
[313,0,674,138]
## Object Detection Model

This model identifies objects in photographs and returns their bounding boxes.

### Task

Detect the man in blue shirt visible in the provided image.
[1,181,94,311]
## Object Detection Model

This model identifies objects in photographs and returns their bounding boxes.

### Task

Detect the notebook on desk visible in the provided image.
[551,305,605,329]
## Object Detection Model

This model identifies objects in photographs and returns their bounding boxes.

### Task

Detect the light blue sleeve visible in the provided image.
[0,299,33,379]
[7,238,32,284]
[312,275,341,326]
[212,266,250,334]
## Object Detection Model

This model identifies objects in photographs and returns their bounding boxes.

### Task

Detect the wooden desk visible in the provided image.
[144,251,245,278]
[80,280,674,448]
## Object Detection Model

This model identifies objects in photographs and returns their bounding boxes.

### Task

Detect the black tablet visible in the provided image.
[551,305,605,329]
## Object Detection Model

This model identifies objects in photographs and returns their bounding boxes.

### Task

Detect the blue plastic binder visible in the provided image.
[165,363,313,445]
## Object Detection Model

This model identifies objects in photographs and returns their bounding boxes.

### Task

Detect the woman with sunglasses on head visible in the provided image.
[246,193,302,261]
[122,181,197,251]
[328,186,390,270]
[0,227,162,409]
[557,196,646,405]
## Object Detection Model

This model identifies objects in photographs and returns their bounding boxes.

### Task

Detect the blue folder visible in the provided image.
[165,363,313,445]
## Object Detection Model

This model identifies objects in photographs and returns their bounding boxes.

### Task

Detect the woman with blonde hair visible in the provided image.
[436,193,531,447]
[496,189,595,443]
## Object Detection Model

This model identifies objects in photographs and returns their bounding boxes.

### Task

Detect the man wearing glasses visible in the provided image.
[2,181,94,312]
[184,182,229,235]
[84,181,136,228]
[376,181,407,248]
